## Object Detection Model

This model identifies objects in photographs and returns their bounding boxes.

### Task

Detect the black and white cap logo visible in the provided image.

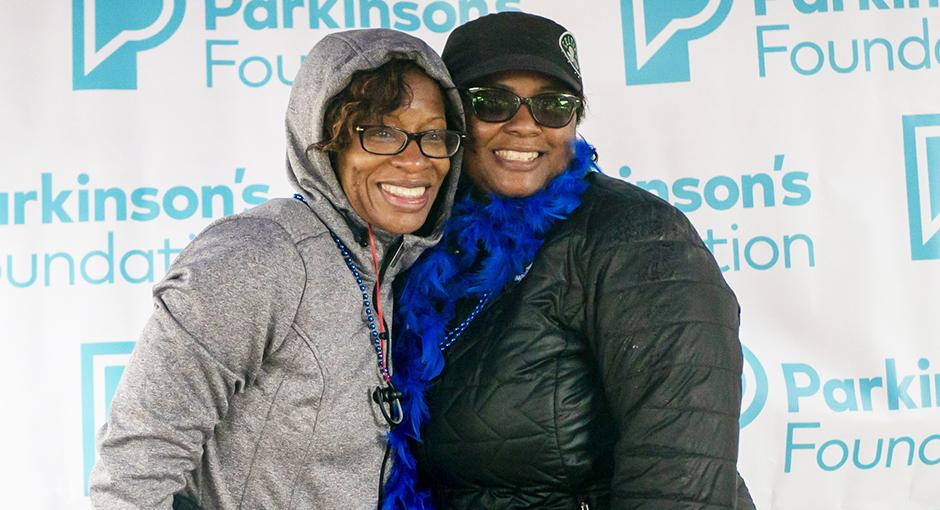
[558,31,581,78]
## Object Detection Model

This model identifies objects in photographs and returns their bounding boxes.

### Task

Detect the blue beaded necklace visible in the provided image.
[293,193,393,384]
[438,294,489,351]
[327,224,485,369]
[290,193,409,442]
[328,229,392,383]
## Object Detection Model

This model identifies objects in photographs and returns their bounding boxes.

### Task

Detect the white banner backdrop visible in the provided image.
[1,1,938,508]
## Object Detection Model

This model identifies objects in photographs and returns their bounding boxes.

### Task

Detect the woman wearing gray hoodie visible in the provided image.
[89,29,464,509]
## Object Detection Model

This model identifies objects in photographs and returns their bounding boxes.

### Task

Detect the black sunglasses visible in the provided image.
[355,125,464,159]
[465,87,582,128]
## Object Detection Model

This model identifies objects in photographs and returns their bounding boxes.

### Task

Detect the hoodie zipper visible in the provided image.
[374,236,403,376]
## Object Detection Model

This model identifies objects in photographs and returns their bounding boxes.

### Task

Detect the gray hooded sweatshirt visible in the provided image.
[89,29,462,510]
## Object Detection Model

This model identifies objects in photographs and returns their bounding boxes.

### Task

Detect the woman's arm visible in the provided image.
[581,201,744,510]
[89,217,304,509]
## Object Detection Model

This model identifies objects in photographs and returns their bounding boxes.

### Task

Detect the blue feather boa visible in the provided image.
[382,139,598,509]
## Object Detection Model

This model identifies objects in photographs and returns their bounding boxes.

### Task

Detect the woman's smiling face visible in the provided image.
[462,71,578,198]
[335,69,451,234]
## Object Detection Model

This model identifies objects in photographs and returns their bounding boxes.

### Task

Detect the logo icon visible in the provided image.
[558,31,581,78]
[619,0,733,85]
[903,114,940,260]
[740,343,768,428]
[72,0,185,90]
[81,341,135,494]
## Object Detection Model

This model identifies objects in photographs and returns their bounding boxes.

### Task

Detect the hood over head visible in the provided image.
[286,29,464,247]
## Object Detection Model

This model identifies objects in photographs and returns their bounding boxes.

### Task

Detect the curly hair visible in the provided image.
[314,58,455,153]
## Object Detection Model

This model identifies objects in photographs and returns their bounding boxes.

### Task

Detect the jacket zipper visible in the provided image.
[579,500,590,510]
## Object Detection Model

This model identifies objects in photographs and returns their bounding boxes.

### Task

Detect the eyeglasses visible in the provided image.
[355,125,464,159]
[465,87,582,128]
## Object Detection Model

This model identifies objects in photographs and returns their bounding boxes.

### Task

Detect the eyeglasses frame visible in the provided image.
[354,125,465,159]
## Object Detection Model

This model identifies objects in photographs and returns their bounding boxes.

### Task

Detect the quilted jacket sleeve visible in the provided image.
[580,193,744,509]
[89,217,305,509]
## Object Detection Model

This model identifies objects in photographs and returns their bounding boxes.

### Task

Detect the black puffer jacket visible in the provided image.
[419,173,755,509]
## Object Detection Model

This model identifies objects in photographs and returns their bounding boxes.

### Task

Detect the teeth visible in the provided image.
[381,183,426,198]
[495,150,539,162]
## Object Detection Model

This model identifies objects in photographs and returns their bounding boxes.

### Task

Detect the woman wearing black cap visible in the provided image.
[383,12,756,510]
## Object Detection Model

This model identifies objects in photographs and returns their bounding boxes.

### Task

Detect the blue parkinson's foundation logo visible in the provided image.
[903,114,940,260]
[740,344,768,428]
[619,0,733,85]
[81,341,135,494]
[72,0,185,90]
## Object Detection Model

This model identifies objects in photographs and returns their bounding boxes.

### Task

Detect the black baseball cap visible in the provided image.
[442,12,583,94]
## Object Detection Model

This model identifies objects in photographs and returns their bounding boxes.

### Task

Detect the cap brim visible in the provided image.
[451,54,582,93]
